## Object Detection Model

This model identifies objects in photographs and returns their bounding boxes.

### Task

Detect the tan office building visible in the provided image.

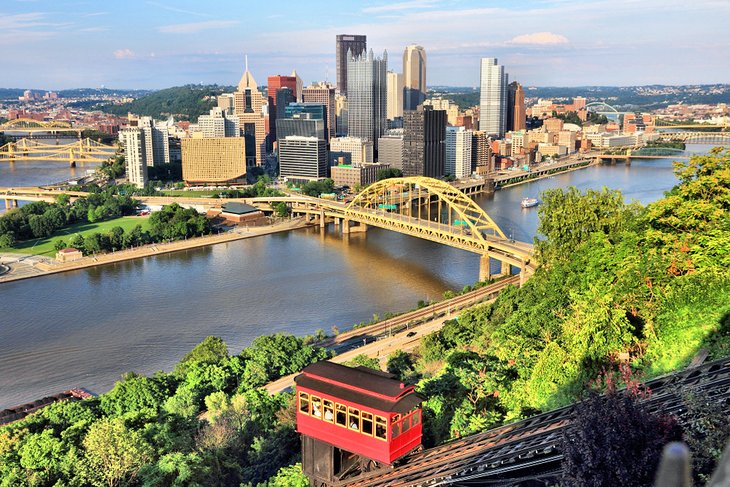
[302,82,336,140]
[331,162,389,188]
[403,44,427,110]
[182,138,247,185]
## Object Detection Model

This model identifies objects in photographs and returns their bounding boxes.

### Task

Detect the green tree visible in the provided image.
[346,354,380,370]
[376,168,403,181]
[0,232,16,248]
[69,233,85,249]
[240,334,330,389]
[268,462,309,487]
[83,417,153,487]
[99,373,169,417]
[17,429,66,484]
[55,193,71,207]
[175,336,229,376]
[28,214,54,238]
[274,202,290,218]
[535,186,638,265]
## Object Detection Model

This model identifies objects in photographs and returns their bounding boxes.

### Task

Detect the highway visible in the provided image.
[264,275,521,394]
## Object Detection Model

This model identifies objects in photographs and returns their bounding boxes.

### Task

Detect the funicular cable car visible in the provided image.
[295,361,424,486]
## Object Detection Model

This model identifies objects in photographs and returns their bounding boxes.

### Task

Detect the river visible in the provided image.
[0,147,711,409]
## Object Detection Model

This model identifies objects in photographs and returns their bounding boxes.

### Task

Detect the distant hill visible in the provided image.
[59,88,150,98]
[99,84,235,122]
[429,84,730,111]
[0,87,147,101]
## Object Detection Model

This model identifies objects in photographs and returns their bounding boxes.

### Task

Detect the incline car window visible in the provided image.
[335,403,347,427]
[311,396,322,418]
[323,399,334,422]
[298,392,309,414]
[348,407,360,431]
[375,416,387,440]
[361,411,374,436]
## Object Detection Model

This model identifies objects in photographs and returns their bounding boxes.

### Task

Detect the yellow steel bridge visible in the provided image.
[0,178,535,282]
[250,177,535,282]
[0,138,115,166]
[0,118,92,134]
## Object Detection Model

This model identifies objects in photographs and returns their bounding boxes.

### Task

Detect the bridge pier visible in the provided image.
[319,210,326,228]
[479,255,491,282]
[501,260,511,276]
[341,220,367,234]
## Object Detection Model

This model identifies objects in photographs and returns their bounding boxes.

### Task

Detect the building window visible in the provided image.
[361,411,374,436]
[311,396,322,418]
[348,407,360,431]
[375,416,387,440]
[335,404,347,427]
[402,414,411,434]
[412,409,421,426]
[323,399,334,422]
[298,392,309,415]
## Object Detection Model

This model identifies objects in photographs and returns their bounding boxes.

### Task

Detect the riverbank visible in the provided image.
[497,158,598,189]
[0,217,310,283]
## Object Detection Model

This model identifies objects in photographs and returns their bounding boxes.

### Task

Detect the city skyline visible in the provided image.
[3,0,730,90]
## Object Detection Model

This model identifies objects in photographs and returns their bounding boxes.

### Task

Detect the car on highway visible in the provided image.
[406,331,417,338]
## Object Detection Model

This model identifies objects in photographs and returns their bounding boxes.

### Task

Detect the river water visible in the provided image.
[0,147,710,408]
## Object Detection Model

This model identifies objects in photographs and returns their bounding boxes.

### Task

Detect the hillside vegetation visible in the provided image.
[0,149,728,485]
[100,84,234,122]
[407,148,730,445]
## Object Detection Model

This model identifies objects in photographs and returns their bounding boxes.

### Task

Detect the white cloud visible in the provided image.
[113,48,135,59]
[147,1,212,18]
[158,20,239,34]
[362,0,443,14]
[508,32,569,46]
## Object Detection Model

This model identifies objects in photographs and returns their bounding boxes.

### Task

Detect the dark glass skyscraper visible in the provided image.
[402,105,446,178]
[336,34,366,95]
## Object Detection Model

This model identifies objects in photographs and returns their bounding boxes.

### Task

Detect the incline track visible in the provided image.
[345,357,730,486]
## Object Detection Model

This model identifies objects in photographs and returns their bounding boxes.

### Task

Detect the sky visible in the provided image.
[2,0,729,90]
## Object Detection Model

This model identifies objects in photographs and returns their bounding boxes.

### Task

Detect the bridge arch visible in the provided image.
[585,101,622,120]
[1,118,73,129]
[345,177,507,243]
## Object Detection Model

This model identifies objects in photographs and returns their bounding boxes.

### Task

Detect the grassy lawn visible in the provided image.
[160,190,222,198]
[0,216,151,257]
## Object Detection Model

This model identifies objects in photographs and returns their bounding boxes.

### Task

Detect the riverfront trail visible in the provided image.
[0,218,310,283]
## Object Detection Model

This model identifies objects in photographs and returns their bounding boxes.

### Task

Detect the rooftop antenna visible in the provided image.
[245,54,248,72]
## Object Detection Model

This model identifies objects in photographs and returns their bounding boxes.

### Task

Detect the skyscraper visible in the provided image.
[445,126,472,179]
[267,75,298,146]
[403,44,427,111]
[347,49,388,152]
[403,105,446,178]
[197,107,239,138]
[302,82,336,140]
[479,58,508,138]
[386,71,403,120]
[336,34,367,95]
[277,103,328,141]
[507,81,526,132]
[119,127,147,188]
[471,130,492,175]
[291,70,303,102]
[234,61,266,167]
[278,136,328,182]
